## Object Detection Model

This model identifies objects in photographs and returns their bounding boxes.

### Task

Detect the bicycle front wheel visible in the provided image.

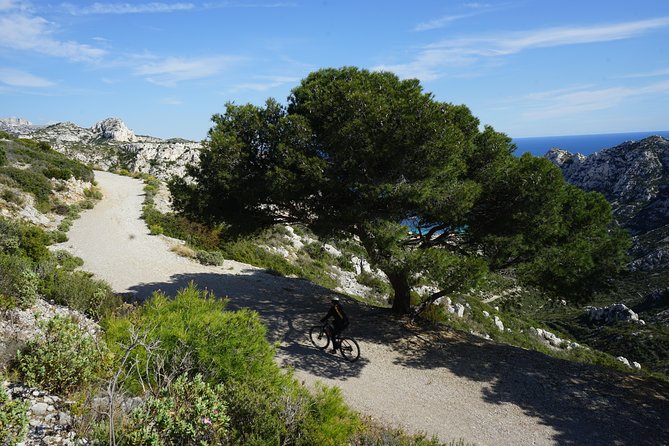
[339,337,360,362]
[309,326,330,350]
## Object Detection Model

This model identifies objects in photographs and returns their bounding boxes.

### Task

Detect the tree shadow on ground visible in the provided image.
[126,268,669,445]
[125,268,382,380]
[392,326,669,446]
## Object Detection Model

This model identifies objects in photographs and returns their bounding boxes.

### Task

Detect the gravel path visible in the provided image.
[57,171,669,446]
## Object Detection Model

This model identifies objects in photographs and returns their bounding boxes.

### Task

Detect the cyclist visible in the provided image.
[321,296,349,353]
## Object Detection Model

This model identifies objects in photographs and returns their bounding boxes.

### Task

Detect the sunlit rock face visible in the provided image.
[1,117,202,181]
[547,136,669,271]
[91,117,137,142]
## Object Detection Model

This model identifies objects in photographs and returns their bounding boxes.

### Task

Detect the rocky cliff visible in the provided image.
[546,136,669,271]
[0,117,201,180]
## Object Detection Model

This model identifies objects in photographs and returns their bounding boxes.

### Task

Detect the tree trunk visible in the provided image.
[387,271,412,315]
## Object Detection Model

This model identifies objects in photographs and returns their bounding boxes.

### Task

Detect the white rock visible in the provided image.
[494,315,504,331]
[616,356,630,367]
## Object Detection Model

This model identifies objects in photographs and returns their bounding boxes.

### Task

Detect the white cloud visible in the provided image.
[621,67,669,79]
[415,13,474,32]
[135,55,242,86]
[381,17,669,81]
[0,67,56,87]
[0,12,106,61]
[61,2,195,15]
[231,75,300,92]
[521,80,669,120]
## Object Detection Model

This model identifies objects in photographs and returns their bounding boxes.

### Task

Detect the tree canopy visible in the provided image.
[171,67,629,314]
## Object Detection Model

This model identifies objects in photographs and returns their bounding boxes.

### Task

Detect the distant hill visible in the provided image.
[0,117,201,180]
[547,136,669,271]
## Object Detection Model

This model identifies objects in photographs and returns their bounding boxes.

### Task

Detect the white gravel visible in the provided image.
[56,171,669,446]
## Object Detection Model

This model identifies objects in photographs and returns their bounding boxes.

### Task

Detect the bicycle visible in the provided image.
[309,323,360,362]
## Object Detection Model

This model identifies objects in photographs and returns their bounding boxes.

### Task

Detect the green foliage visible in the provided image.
[0,145,7,167]
[357,271,392,296]
[1,188,25,206]
[0,383,29,446]
[0,254,38,310]
[120,374,229,446]
[0,218,49,261]
[0,166,52,211]
[104,284,276,390]
[17,316,102,394]
[39,267,120,319]
[42,166,73,180]
[104,284,362,445]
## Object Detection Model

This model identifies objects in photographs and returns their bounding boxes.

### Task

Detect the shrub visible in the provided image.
[357,271,392,296]
[170,243,197,258]
[196,249,226,265]
[1,188,24,206]
[40,268,119,319]
[0,383,29,446]
[120,374,229,446]
[84,186,103,200]
[0,146,7,167]
[148,223,164,235]
[0,166,51,211]
[17,316,102,394]
[104,284,361,445]
[42,166,72,180]
[0,254,38,310]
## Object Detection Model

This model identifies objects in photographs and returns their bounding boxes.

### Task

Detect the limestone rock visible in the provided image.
[91,117,136,142]
[546,136,669,271]
[587,303,643,324]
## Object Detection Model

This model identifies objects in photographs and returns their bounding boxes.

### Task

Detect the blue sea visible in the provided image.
[512,131,669,157]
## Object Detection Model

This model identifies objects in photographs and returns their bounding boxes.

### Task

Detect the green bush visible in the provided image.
[104,284,361,445]
[196,250,226,266]
[0,146,7,167]
[1,188,24,206]
[39,268,119,319]
[357,271,392,296]
[0,166,51,211]
[42,166,72,180]
[0,383,29,446]
[0,254,38,310]
[120,374,229,446]
[17,316,102,394]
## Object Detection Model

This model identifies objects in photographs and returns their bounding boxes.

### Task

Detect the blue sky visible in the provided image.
[1,0,668,140]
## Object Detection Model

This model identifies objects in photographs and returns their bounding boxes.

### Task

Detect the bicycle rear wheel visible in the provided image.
[309,326,330,350]
[339,337,360,362]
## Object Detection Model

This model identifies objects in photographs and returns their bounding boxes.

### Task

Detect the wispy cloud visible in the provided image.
[0,12,106,61]
[231,75,300,92]
[0,67,56,87]
[379,17,669,81]
[61,2,195,15]
[521,80,669,120]
[60,1,295,15]
[620,67,669,79]
[135,55,243,86]
[415,2,498,31]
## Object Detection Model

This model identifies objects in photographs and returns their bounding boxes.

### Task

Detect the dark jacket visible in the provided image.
[321,302,349,330]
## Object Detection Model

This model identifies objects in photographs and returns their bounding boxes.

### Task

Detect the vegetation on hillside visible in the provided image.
[0,135,460,446]
[170,67,629,314]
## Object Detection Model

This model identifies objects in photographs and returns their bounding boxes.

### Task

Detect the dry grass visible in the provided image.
[170,243,197,258]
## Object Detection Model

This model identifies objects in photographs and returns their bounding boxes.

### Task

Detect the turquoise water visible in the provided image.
[512,131,669,156]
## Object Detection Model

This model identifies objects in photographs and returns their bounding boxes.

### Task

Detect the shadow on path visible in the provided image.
[392,327,669,446]
[126,269,669,445]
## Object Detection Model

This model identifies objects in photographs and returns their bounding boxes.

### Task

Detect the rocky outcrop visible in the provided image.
[586,303,645,325]
[2,381,79,446]
[1,117,201,180]
[547,136,669,271]
[91,117,136,142]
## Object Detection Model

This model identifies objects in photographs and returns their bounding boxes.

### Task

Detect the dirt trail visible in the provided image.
[57,171,669,446]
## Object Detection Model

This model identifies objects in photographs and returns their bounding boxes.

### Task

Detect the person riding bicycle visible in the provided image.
[321,296,349,353]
